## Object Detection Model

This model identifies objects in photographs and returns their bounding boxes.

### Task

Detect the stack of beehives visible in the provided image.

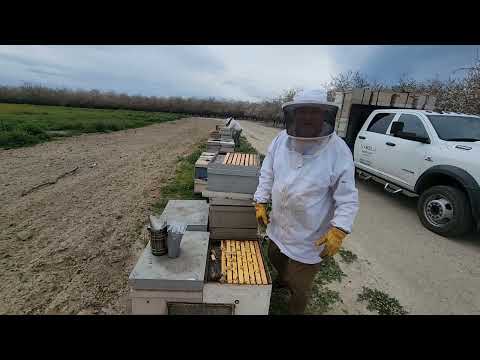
[193,152,217,194]
[204,152,261,240]
[207,125,235,154]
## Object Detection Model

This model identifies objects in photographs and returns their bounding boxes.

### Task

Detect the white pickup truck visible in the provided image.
[331,88,479,237]
[353,109,480,237]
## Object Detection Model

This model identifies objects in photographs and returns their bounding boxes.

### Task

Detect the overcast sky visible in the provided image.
[0,45,478,102]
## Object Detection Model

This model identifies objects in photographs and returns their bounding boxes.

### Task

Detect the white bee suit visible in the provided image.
[253,130,359,264]
[227,119,242,131]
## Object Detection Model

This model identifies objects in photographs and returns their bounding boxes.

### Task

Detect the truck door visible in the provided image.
[354,112,397,177]
[382,113,433,190]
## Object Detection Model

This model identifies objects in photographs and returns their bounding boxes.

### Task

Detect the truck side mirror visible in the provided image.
[390,121,404,135]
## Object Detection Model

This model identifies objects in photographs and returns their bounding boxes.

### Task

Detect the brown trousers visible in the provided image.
[268,240,321,314]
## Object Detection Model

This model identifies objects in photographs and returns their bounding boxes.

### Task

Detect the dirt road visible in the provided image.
[239,120,480,315]
[0,117,220,314]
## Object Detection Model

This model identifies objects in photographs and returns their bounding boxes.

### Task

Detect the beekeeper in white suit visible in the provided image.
[227,117,243,146]
[254,89,359,314]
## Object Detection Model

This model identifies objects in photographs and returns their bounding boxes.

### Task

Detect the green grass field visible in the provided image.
[0,103,185,149]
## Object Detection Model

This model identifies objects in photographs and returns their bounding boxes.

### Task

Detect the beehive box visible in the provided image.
[203,239,272,315]
[194,152,217,180]
[207,139,235,154]
[194,179,207,194]
[207,153,260,194]
[128,231,210,315]
[209,204,257,240]
[162,200,209,231]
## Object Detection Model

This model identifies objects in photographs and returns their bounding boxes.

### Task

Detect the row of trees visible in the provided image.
[1,57,479,125]
[0,83,292,123]
[324,58,480,115]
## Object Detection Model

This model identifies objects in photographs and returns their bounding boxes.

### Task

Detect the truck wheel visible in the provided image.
[417,185,473,237]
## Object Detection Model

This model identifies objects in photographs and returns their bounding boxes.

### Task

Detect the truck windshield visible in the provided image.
[427,115,480,142]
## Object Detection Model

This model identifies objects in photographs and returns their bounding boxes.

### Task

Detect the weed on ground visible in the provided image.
[357,286,408,315]
[338,248,358,264]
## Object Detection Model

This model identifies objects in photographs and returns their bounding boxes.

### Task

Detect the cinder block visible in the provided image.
[128,231,210,292]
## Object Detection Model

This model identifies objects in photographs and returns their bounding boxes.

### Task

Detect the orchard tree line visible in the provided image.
[1,57,479,126]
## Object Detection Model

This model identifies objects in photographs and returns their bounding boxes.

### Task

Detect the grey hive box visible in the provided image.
[128,231,210,292]
[128,231,210,315]
[209,227,258,240]
[209,205,257,229]
[207,153,260,194]
[209,197,254,206]
[207,139,235,154]
[208,204,258,240]
[162,200,209,231]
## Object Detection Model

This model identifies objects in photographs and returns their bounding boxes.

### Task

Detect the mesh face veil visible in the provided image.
[283,103,338,139]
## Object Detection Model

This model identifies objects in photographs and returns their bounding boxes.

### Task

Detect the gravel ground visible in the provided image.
[0,117,220,314]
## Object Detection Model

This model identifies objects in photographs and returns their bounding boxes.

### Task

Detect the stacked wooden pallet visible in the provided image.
[220,240,269,285]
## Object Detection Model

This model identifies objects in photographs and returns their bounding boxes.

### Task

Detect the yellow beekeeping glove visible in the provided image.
[255,203,269,226]
[315,227,348,258]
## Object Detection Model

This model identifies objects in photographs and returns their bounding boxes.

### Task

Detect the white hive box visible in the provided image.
[194,179,207,194]
[204,239,272,315]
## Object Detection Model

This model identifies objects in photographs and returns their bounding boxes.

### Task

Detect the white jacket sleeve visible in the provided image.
[330,149,359,233]
[253,134,280,203]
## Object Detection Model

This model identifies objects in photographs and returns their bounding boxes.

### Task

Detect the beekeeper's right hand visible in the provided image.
[255,203,269,226]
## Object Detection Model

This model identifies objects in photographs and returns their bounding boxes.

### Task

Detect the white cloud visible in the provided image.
[0,45,477,102]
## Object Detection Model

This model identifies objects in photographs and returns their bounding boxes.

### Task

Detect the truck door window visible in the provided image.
[366,113,396,134]
[396,114,429,138]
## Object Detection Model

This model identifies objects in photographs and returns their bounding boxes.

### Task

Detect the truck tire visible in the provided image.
[417,185,473,237]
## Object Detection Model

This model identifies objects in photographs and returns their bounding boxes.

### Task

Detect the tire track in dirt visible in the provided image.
[0,117,221,314]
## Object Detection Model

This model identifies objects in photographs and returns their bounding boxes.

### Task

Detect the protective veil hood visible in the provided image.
[282,89,339,139]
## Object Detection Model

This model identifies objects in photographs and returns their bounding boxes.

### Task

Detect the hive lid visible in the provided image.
[128,231,210,291]
[162,200,209,230]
